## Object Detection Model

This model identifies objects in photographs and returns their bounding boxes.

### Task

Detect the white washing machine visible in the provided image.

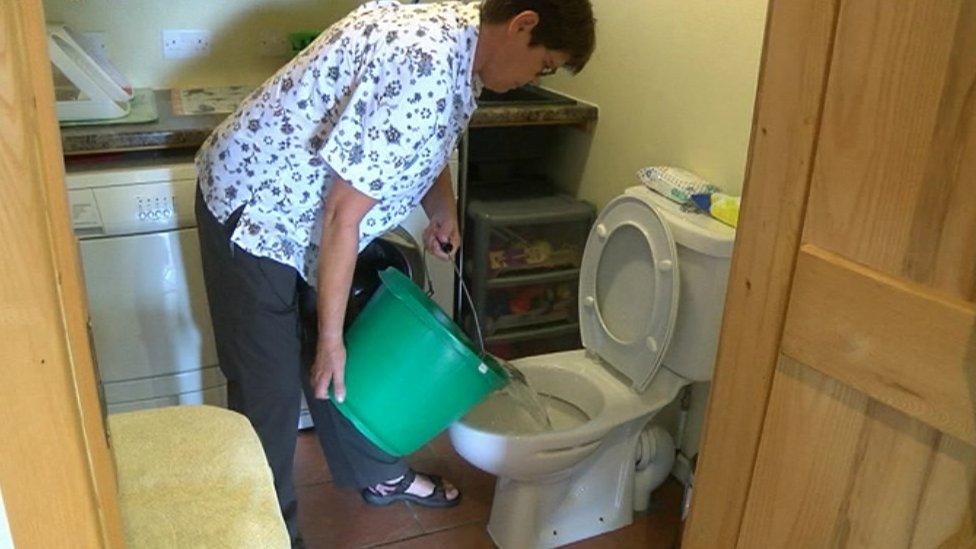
[67,150,458,421]
[66,160,225,414]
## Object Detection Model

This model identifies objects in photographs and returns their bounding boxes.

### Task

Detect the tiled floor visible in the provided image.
[294,429,686,548]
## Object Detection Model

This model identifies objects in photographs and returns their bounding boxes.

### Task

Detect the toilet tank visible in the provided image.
[625,186,735,382]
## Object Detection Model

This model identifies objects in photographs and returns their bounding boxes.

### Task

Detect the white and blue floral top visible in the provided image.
[196,0,481,287]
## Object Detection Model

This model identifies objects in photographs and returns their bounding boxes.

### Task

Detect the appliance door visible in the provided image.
[79,227,225,411]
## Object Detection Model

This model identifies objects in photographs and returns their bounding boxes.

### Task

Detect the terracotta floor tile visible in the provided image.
[296,427,441,489]
[375,522,495,549]
[427,431,455,458]
[405,453,496,533]
[294,430,331,487]
[292,428,685,549]
[297,482,422,548]
[407,441,439,462]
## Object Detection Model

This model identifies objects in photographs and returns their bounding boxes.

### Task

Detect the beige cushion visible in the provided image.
[109,405,289,548]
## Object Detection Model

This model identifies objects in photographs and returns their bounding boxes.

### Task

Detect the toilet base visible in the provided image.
[486,419,647,549]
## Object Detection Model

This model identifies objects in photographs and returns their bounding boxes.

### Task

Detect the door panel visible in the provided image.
[686,0,976,546]
[910,435,976,548]
[782,246,976,444]
[804,0,976,297]
[740,358,974,547]
[737,356,870,548]
[745,0,976,544]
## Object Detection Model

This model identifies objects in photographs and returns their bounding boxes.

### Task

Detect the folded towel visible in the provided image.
[637,166,721,205]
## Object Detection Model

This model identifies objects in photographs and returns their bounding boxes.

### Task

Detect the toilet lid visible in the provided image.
[578,194,679,392]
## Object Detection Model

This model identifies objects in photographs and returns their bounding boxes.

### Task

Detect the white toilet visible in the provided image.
[449,185,735,548]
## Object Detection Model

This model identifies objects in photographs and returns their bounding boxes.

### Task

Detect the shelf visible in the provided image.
[485,322,580,345]
[467,195,595,226]
[483,268,580,289]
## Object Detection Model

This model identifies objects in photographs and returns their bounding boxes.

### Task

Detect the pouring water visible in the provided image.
[448,258,553,433]
[496,358,553,432]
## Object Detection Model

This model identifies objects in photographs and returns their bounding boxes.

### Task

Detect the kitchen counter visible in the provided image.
[59,89,598,156]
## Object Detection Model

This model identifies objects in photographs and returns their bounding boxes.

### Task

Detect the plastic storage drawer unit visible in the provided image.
[464,195,594,359]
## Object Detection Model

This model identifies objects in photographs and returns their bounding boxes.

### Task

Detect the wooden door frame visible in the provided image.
[1,1,125,546]
[682,0,842,546]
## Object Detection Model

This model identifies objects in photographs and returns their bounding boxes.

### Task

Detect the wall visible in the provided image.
[547,0,768,206]
[42,0,363,89]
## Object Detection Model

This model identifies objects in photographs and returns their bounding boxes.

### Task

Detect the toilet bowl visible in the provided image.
[449,185,735,548]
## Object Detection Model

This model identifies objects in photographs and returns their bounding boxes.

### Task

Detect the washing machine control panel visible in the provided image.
[65,162,199,237]
[135,193,179,223]
[67,178,197,237]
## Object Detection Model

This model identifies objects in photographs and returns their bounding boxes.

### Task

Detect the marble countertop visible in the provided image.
[59,89,598,156]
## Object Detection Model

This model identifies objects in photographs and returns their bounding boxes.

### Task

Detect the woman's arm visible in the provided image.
[311,178,378,401]
[421,165,460,260]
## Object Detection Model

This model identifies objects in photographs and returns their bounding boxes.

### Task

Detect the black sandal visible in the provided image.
[361,469,461,508]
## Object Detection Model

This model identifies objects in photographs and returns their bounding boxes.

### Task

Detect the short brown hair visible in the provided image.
[481,0,596,74]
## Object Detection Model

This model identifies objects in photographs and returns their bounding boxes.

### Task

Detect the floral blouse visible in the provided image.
[196,0,480,286]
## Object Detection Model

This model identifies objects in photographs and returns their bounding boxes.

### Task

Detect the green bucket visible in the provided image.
[331,267,508,456]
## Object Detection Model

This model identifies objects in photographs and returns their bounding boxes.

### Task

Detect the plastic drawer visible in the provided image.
[479,271,578,335]
[466,195,595,280]
[484,324,582,360]
[485,221,587,278]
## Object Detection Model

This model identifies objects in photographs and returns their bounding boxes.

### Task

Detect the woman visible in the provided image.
[194,0,595,545]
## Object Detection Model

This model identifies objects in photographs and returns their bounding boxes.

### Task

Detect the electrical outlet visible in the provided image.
[257,30,290,57]
[162,29,212,59]
[80,32,109,58]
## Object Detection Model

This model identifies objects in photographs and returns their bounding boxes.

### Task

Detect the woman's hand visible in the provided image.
[421,165,460,260]
[311,337,346,402]
[423,213,460,260]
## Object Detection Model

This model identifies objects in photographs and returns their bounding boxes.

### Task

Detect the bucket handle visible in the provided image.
[423,247,486,355]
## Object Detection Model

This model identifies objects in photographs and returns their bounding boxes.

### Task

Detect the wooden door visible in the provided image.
[1,1,124,546]
[685,0,975,547]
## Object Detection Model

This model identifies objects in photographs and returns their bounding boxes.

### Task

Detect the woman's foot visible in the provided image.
[362,469,461,508]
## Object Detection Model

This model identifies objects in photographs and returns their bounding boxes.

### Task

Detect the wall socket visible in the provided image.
[162,29,212,59]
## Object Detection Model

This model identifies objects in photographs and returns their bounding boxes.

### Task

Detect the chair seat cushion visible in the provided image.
[109,405,289,548]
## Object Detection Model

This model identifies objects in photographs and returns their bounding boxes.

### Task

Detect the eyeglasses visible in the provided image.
[537,52,558,77]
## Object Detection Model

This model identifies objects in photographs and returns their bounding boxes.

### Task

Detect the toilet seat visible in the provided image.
[579,194,679,392]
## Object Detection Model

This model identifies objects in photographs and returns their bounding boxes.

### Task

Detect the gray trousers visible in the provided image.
[194,187,408,541]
